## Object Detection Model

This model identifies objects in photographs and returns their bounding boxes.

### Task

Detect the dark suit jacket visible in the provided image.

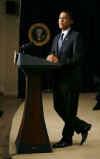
[51,29,87,91]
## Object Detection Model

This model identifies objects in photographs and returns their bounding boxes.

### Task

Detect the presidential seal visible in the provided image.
[28,23,50,46]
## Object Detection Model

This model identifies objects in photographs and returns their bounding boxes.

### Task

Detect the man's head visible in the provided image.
[58,10,74,31]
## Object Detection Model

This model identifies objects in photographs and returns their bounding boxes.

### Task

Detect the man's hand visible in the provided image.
[52,56,59,63]
[46,53,59,63]
[46,53,54,62]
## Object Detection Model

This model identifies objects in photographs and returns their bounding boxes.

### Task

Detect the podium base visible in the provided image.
[16,140,52,154]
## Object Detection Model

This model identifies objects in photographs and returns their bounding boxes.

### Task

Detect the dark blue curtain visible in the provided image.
[18,0,97,98]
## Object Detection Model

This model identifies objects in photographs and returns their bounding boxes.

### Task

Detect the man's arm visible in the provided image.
[46,36,59,63]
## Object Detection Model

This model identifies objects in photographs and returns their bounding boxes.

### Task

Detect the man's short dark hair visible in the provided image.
[60,9,75,21]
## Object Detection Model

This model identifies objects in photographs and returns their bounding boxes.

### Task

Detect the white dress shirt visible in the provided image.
[62,27,71,40]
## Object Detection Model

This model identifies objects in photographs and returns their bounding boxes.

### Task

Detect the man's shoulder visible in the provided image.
[71,30,84,40]
[71,29,81,36]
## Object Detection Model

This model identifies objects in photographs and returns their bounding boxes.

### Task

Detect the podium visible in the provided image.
[16,53,62,154]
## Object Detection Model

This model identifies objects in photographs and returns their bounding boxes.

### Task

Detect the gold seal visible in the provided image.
[28,23,50,46]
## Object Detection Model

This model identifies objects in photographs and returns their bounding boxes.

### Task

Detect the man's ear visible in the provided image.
[71,19,74,25]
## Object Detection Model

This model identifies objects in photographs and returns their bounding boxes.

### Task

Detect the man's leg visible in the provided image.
[63,92,92,145]
[62,92,79,139]
[53,91,79,148]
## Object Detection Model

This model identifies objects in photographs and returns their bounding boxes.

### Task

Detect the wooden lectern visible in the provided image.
[16,53,62,154]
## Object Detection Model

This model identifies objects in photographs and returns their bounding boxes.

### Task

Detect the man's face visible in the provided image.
[58,12,73,31]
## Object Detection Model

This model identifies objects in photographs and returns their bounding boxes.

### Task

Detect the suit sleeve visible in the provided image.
[61,33,87,67]
[51,36,57,55]
[72,33,86,66]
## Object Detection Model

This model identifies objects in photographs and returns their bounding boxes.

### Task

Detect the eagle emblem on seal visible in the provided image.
[28,23,50,46]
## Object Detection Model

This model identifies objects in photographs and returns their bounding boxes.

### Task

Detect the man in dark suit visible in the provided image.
[46,10,92,148]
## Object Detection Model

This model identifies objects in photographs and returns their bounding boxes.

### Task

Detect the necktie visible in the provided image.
[58,33,64,50]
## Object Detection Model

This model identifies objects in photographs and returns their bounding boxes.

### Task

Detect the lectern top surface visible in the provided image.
[17,53,62,69]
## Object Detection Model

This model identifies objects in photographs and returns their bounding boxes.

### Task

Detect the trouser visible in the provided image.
[53,82,89,140]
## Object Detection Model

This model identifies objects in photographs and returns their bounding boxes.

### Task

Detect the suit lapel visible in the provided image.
[55,29,73,57]
[63,28,73,42]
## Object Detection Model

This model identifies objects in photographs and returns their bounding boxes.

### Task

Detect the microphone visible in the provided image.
[19,42,33,52]
[14,42,34,64]
[20,42,32,48]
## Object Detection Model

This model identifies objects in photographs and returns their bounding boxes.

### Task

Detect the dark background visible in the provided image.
[9,0,98,98]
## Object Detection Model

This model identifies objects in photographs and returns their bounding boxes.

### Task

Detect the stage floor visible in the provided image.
[1,93,100,159]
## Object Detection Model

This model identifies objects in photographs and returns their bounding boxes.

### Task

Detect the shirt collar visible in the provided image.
[62,27,71,39]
